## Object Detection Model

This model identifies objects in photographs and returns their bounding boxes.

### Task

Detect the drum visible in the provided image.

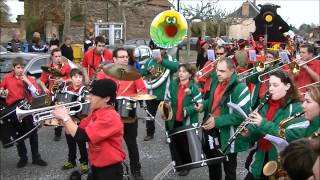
[0,107,34,148]
[77,101,90,117]
[115,96,137,119]
[55,92,78,103]
[167,125,227,171]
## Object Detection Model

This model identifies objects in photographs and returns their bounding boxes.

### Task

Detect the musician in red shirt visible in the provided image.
[293,44,320,91]
[96,48,146,180]
[0,57,47,168]
[39,48,71,95]
[82,36,113,84]
[39,48,71,141]
[53,79,125,180]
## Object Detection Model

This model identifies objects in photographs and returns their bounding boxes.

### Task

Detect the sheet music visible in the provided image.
[264,134,289,153]
[207,49,215,61]
[152,49,161,58]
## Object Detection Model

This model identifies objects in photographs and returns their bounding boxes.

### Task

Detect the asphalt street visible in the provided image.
[1,107,249,180]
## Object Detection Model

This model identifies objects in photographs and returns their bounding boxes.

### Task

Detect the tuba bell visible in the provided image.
[144,10,187,90]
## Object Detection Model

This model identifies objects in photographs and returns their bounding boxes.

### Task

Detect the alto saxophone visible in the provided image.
[263,112,305,179]
[278,112,305,139]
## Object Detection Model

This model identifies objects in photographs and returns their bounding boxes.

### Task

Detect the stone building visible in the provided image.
[21,0,171,44]
[227,0,260,40]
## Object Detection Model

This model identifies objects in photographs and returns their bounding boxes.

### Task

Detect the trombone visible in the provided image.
[196,60,217,79]
[238,58,280,81]
[16,101,90,124]
[258,55,320,83]
[298,81,320,90]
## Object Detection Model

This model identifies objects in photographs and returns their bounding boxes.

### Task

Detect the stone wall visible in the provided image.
[23,0,169,43]
[0,18,26,44]
[228,18,256,40]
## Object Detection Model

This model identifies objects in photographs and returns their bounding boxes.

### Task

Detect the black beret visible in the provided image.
[90,79,117,98]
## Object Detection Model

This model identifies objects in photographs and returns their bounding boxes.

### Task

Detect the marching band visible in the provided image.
[0,9,319,180]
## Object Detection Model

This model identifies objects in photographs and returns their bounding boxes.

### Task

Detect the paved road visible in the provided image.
[1,107,249,180]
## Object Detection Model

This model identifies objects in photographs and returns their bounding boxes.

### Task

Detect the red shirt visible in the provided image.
[259,99,281,151]
[1,72,40,106]
[82,48,113,79]
[176,82,189,121]
[40,63,71,93]
[211,80,229,117]
[96,70,147,97]
[79,107,126,167]
[292,60,320,91]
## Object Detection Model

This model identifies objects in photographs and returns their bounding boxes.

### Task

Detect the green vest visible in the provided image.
[140,55,179,101]
[203,73,251,154]
[165,79,202,130]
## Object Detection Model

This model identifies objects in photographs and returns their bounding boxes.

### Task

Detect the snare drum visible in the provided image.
[54,92,78,103]
[115,96,137,119]
[0,112,34,148]
[167,125,227,171]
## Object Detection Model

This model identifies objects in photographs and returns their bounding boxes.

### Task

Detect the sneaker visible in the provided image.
[54,136,61,141]
[133,171,143,180]
[143,135,154,141]
[32,158,48,166]
[178,169,190,176]
[79,162,89,174]
[62,161,76,170]
[17,158,28,168]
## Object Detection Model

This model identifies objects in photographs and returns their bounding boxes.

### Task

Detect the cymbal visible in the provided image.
[41,66,62,77]
[132,94,157,101]
[102,64,141,81]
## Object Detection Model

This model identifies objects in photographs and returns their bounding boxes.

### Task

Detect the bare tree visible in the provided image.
[180,0,220,54]
[62,0,71,41]
[0,0,10,22]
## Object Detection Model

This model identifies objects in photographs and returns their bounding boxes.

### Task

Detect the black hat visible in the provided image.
[90,79,117,99]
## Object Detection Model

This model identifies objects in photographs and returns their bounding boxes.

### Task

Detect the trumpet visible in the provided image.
[258,55,320,83]
[16,101,90,124]
[238,58,280,81]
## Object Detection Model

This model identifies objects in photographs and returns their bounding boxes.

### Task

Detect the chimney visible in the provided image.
[242,1,250,17]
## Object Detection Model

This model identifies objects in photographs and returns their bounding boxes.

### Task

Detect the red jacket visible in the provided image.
[96,69,147,96]
[79,107,126,167]
[82,48,113,79]
[1,72,41,106]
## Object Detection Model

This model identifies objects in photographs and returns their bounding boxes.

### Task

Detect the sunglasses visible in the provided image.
[216,53,224,55]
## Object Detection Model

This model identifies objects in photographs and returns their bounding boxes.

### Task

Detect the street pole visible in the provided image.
[176,0,180,61]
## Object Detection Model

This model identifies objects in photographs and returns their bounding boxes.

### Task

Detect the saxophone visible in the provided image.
[263,112,305,179]
[278,112,305,139]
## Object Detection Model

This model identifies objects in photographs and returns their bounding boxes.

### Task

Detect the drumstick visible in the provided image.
[185,88,199,106]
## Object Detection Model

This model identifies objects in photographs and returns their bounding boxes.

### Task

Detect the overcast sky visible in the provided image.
[6,0,320,28]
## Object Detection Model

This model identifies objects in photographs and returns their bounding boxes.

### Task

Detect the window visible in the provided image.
[27,57,50,75]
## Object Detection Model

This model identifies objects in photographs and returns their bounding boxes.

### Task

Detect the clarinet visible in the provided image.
[221,92,271,153]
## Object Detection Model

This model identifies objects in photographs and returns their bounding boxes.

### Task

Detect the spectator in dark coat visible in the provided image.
[60,36,74,61]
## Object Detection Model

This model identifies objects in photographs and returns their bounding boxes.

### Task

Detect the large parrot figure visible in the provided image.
[253,4,290,44]
[150,10,187,48]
